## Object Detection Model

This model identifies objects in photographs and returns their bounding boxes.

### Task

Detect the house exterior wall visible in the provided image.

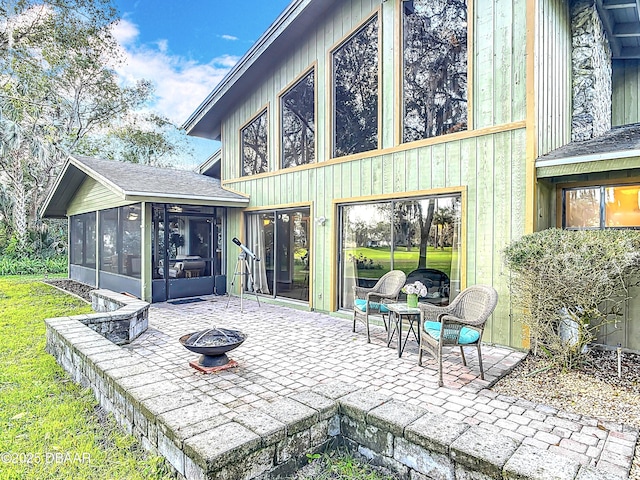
[612,59,640,126]
[213,0,532,348]
[536,0,572,157]
[67,178,136,216]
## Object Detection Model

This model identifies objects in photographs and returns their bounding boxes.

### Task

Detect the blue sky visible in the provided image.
[110,1,291,166]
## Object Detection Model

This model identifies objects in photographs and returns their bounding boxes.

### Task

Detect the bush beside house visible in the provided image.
[504,229,640,369]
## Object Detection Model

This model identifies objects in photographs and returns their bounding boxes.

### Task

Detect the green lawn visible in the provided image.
[346,246,457,279]
[0,276,170,480]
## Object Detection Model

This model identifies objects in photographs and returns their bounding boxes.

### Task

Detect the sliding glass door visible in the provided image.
[338,195,461,310]
[245,208,310,302]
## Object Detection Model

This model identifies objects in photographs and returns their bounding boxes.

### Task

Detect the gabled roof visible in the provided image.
[536,122,640,169]
[42,155,249,218]
[183,0,339,140]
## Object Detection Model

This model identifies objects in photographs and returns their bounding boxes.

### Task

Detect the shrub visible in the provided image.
[503,229,640,369]
[0,255,67,275]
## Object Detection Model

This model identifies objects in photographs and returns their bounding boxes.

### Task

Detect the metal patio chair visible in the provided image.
[418,284,498,386]
[353,270,407,343]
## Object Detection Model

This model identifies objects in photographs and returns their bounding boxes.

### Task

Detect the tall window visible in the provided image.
[338,195,462,310]
[70,212,96,268]
[241,109,268,176]
[332,15,379,158]
[402,0,468,143]
[281,70,315,168]
[563,184,640,229]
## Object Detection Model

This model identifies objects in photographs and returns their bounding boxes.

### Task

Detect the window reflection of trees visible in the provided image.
[339,196,461,310]
[333,15,378,157]
[403,0,467,142]
[282,71,315,168]
[566,189,601,228]
[241,110,268,176]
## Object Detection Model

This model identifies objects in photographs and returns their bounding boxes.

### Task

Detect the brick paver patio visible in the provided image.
[125,296,638,478]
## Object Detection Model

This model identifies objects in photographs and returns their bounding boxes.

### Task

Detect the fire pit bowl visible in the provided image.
[179,328,247,367]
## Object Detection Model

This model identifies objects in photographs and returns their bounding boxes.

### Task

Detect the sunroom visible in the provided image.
[42,155,249,302]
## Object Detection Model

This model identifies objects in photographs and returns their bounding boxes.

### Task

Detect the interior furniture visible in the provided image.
[353,270,407,343]
[418,284,498,386]
[158,255,206,278]
[386,302,421,357]
[404,268,450,305]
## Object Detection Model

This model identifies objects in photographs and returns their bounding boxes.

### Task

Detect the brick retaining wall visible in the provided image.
[44,313,623,480]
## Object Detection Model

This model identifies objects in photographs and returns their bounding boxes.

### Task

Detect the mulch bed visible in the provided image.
[44,279,94,302]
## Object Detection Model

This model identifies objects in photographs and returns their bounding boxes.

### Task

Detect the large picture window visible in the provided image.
[241,109,268,176]
[281,70,315,168]
[402,0,468,143]
[563,184,640,229]
[332,15,379,158]
[338,195,462,310]
[70,212,96,268]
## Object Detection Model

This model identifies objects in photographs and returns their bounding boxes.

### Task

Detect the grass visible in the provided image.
[297,449,397,479]
[346,246,457,279]
[0,276,171,480]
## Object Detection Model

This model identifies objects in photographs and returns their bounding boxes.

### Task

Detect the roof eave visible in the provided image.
[123,191,250,205]
[183,0,336,140]
[536,148,640,168]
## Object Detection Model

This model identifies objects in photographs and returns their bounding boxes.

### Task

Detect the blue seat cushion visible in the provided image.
[354,298,389,313]
[424,321,480,345]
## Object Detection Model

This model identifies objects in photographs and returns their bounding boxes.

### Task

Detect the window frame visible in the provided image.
[397,0,472,146]
[240,106,270,177]
[561,182,640,230]
[329,11,381,160]
[99,204,142,278]
[279,65,317,169]
[70,212,96,268]
[335,189,466,311]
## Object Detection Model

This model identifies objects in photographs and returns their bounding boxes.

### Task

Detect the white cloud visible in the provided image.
[110,19,239,126]
[220,34,238,41]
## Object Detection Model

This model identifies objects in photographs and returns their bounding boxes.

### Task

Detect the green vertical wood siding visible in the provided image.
[536,0,572,157]
[226,128,528,347]
[67,178,133,216]
[212,0,535,349]
[612,59,640,126]
[473,0,527,129]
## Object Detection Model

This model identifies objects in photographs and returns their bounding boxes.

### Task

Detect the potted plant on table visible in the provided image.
[403,281,428,308]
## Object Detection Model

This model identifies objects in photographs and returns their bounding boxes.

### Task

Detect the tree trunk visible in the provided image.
[9,155,28,252]
[417,199,435,268]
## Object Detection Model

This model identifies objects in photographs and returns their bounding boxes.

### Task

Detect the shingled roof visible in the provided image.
[42,155,249,218]
[536,123,640,168]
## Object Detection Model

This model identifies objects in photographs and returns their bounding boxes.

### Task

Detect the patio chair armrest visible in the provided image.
[438,313,465,325]
[439,313,486,330]
[419,303,455,322]
[353,285,373,298]
[372,291,399,301]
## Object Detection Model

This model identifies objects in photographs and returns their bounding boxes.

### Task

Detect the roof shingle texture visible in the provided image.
[538,123,640,161]
[74,156,245,201]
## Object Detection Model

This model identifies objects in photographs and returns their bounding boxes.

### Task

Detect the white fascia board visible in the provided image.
[535,149,640,168]
[123,191,250,204]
